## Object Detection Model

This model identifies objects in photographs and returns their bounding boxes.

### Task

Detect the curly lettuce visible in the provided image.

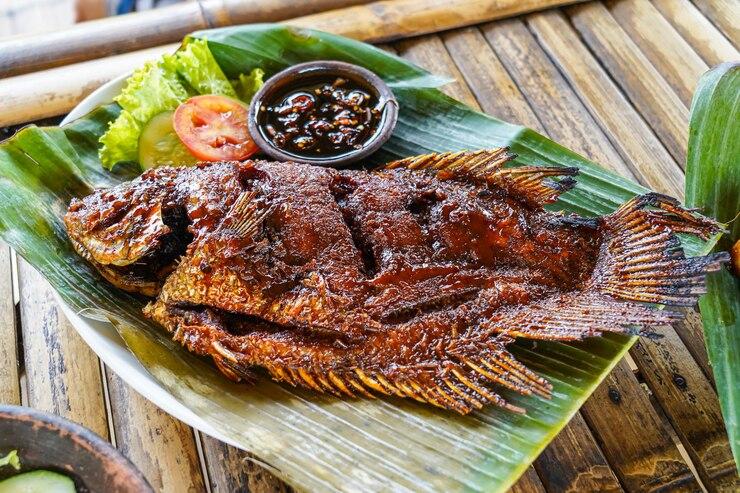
[171,39,237,97]
[98,38,261,170]
[234,68,265,102]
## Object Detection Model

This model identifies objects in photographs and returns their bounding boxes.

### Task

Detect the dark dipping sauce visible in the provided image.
[260,77,382,158]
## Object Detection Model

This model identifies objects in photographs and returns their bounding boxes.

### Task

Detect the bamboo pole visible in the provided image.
[0,0,374,78]
[0,0,584,128]
[287,0,583,42]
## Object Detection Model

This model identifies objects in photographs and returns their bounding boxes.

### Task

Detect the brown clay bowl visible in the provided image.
[0,405,152,493]
[248,60,398,168]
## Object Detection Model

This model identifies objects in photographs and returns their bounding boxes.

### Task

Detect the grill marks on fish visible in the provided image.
[64,148,729,414]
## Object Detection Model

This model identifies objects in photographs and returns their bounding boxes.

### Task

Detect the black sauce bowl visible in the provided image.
[248,61,398,168]
[0,405,152,493]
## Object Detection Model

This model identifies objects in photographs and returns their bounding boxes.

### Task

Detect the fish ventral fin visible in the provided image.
[477,193,729,341]
[384,148,579,205]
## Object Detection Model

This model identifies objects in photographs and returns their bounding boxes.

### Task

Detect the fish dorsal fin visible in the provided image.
[490,166,579,205]
[384,148,514,177]
[384,148,578,205]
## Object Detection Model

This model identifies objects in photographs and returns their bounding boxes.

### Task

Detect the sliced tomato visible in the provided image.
[173,95,259,161]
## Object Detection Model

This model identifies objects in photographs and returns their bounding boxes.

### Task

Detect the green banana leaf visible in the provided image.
[685,62,739,472]
[0,24,713,492]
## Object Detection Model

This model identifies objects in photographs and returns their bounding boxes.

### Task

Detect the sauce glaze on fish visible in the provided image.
[64,149,728,414]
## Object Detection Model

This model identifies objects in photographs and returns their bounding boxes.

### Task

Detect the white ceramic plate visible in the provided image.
[58,73,235,447]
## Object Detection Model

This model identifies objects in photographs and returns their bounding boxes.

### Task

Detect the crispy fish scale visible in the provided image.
[157,162,376,337]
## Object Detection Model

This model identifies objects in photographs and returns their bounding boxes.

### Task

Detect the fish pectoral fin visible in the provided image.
[383,148,577,205]
[222,189,272,239]
[594,192,729,306]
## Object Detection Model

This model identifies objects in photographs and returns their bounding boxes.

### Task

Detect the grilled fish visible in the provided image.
[65,148,728,414]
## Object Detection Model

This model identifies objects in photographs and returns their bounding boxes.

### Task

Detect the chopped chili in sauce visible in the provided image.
[260,77,382,157]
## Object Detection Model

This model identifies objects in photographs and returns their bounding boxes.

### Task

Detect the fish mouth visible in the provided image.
[67,203,193,297]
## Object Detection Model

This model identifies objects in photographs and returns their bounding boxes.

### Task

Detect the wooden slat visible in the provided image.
[480,18,632,177]
[508,466,547,493]
[0,0,375,78]
[691,0,740,44]
[394,34,479,108]
[441,27,544,130]
[673,309,713,383]
[566,2,689,165]
[17,261,109,438]
[0,246,20,405]
[580,360,701,492]
[606,0,708,107]
[200,437,292,493]
[652,0,739,67]
[526,10,685,197]
[631,330,739,490]
[106,372,206,492]
[534,413,623,492]
[288,0,587,43]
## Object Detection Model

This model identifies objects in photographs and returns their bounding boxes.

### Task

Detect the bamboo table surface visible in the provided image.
[1,1,739,492]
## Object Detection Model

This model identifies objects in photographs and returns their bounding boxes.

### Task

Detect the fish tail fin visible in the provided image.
[384,148,578,205]
[478,193,729,341]
[593,192,728,306]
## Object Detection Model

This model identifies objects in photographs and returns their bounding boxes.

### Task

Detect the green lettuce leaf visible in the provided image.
[0,450,20,471]
[99,60,189,169]
[233,68,265,102]
[98,110,143,168]
[174,38,237,98]
[114,61,189,120]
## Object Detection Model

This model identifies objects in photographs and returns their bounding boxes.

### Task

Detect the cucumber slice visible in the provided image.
[0,470,76,493]
[138,111,198,169]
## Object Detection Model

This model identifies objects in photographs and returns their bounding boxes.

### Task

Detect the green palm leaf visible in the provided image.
[0,24,714,491]
[685,62,739,472]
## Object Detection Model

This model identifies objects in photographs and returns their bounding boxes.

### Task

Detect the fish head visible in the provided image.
[64,167,189,295]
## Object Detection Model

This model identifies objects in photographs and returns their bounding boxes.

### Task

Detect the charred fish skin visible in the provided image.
[65,148,729,414]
